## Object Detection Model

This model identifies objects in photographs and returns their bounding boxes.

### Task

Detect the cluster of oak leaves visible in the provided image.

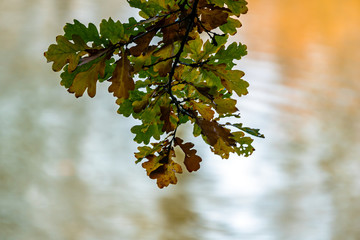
[44,0,264,188]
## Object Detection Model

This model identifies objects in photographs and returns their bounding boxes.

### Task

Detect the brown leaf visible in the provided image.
[161,15,186,44]
[196,118,236,146]
[175,137,202,172]
[108,50,135,100]
[199,7,229,31]
[129,30,157,57]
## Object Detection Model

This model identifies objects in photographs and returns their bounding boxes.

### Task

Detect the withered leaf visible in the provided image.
[108,50,135,100]
[129,30,157,57]
[160,105,177,133]
[196,118,236,146]
[199,7,229,31]
[175,137,202,172]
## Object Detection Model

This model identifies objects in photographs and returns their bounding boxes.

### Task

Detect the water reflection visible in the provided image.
[1,0,360,239]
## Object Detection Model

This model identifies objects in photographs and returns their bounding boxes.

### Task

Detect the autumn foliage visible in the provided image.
[44,0,264,188]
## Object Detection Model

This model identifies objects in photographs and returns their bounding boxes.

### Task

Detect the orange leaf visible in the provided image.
[108,50,135,100]
[175,137,202,172]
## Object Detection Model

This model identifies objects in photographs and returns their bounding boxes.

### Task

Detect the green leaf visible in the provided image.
[100,18,126,44]
[219,17,241,35]
[213,42,247,69]
[64,19,103,45]
[205,64,249,97]
[135,141,164,163]
[211,0,248,17]
[131,123,162,144]
[232,123,265,138]
[232,132,254,157]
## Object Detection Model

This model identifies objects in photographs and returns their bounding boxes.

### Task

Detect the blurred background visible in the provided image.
[0,0,359,239]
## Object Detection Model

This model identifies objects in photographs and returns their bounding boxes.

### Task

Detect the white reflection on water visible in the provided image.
[1,0,360,239]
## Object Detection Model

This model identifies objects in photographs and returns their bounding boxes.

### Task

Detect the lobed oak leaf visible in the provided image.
[131,46,157,73]
[205,64,249,97]
[231,132,255,157]
[108,50,135,100]
[142,154,163,176]
[213,98,238,114]
[67,56,106,98]
[232,123,265,138]
[135,141,166,163]
[160,105,177,133]
[149,159,183,188]
[189,100,214,121]
[219,17,241,35]
[161,15,185,43]
[184,34,204,62]
[100,18,126,44]
[175,137,202,172]
[64,19,102,45]
[196,118,236,147]
[129,30,157,57]
[153,44,174,77]
[212,138,235,159]
[131,124,160,144]
[211,0,248,17]
[213,42,247,68]
[132,92,153,113]
[44,35,88,72]
[198,7,229,31]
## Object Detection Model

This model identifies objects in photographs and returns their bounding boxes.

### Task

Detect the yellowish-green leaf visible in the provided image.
[190,100,214,121]
[67,57,106,97]
[44,35,88,72]
[212,138,235,159]
[205,64,249,97]
[214,98,238,114]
